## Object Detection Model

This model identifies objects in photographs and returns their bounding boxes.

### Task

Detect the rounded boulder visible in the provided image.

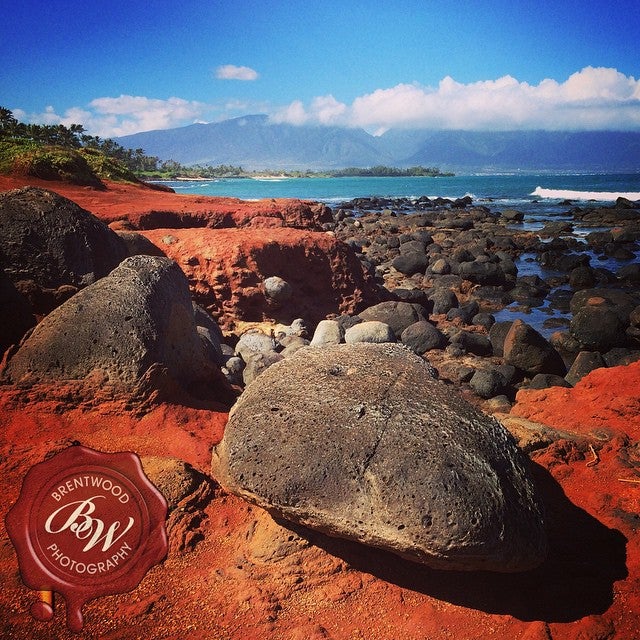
[212,343,547,572]
[4,255,233,403]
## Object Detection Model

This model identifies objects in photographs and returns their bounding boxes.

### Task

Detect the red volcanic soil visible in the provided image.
[141,226,380,331]
[1,176,639,639]
[0,175,331,230]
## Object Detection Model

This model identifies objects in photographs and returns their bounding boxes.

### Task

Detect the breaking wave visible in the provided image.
[531,187,640,202]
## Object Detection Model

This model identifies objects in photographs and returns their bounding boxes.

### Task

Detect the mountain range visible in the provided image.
[116,114,640,172]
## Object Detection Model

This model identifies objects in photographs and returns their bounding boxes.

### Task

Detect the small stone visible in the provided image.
[263,276,293,303]
[344,321,396,344]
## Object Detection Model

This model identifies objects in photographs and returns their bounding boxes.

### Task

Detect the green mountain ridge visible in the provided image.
[115,114,640,172]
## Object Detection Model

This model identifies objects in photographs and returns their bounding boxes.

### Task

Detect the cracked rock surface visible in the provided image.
[212,342,546,572]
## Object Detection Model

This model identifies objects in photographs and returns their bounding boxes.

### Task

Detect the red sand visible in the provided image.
[1,177,639,639]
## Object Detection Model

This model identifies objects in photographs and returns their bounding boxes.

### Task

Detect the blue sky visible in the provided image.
[2,0,639,136]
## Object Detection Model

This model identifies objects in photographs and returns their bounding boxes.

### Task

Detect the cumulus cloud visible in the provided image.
[24,95,211,137]
[215,64,259,81]
[271,67,640,131]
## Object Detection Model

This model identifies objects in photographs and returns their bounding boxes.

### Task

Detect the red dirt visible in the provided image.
[1,176,639,639]
[141,226,380,331]
[0,175,331,230]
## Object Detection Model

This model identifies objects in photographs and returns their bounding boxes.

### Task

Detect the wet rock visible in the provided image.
[400,320,447,353]
[458,260,507,286]
[358,301,426,338]
[344,321,396,344]
[212,343,547,572]
[503,320,566,376]
[0,187,127,290]
[570,288,637,322]
[501,209,525,222]
[4,255,234,403]
[569,265,597,289]
[618,263,640,284]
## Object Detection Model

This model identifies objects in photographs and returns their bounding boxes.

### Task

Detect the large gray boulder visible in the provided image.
[4,255,233,402]
[212,343,546,572]
[0,187,127,289]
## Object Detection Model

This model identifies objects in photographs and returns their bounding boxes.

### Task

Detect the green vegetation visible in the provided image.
[329,165,454,177]
[0,107,454,183]
[137,164,454,180]
[0,106,156,185]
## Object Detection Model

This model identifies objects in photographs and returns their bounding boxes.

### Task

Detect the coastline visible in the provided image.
[1,174,640,639]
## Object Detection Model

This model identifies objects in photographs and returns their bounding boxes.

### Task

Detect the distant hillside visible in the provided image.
[116,115,640,172]
[116,114,389,170]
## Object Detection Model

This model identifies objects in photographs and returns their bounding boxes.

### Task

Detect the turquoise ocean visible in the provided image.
[162,173,640,210]
[161,172,640,336]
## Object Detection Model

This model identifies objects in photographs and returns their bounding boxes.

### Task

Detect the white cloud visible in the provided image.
[215,64,259,81]
[19,67,640,139]
[271,67,640,131]
[24,95,211,137]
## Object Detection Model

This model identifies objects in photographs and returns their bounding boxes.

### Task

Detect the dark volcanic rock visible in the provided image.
[0,270,36,353]
[0,187,127,289]
[503,320,566,376]
[451,330,493,357]
[528,373,572,390]
[489,321,514,358]
[391,251,428,276]
[212,343,547,572]
[470,368,505,399]
[358,301,426,338]
[4,255,234,403]
[570,304,627,351]
[565,350,607,386]
[429,288,459,315]
[400,320,447,353]
[458,260,507,286]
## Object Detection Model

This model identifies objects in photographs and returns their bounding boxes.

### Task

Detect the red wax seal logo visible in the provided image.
[6,444,168,632]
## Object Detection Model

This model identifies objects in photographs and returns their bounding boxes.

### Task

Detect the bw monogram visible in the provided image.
[6,444,168,632]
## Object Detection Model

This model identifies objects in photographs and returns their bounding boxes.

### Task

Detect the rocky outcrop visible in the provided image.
[212,343,547,572]
[142,227,382,331]
[0,187,127,292]
[3,255,234,404]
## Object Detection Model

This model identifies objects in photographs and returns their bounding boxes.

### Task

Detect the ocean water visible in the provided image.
[162,173,640,208]
[164,172,640,336]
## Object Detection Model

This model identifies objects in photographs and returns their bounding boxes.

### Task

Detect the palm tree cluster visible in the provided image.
[0,107,159,172]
